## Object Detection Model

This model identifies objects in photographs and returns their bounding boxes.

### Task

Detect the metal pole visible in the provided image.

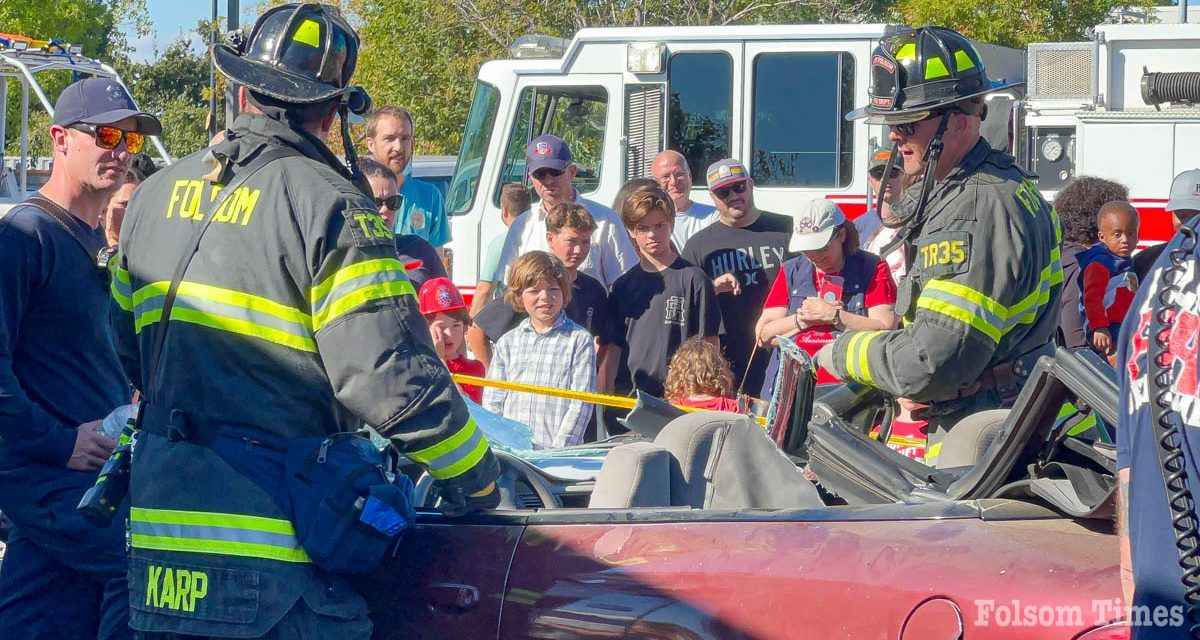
[1182,0,1189,24]
[209,0,218,140]
[0,76,7,178]
[19,79,28,194]
[224,0,240,130]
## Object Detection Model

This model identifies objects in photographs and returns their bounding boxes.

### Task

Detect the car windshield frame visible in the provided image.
[446,81,501,216]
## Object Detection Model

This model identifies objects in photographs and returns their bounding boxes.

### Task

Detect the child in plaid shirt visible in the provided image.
[483,251,596,448]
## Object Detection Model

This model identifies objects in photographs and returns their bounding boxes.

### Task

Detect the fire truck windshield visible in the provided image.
[447,81,500,215]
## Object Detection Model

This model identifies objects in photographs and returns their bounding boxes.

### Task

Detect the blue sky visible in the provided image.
[123,1,259,63]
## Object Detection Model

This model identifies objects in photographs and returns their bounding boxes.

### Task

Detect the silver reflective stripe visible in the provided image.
[130,521,303,551]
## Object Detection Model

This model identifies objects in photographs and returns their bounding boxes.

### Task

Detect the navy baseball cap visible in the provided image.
[52,78,162,135]
[526,134,572,173]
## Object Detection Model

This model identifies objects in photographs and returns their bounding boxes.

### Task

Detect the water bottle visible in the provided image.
[98,404,138,439]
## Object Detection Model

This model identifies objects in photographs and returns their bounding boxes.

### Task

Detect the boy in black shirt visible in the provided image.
[610,185,722,397]
[681,158,791,396]
[468,203,619,371]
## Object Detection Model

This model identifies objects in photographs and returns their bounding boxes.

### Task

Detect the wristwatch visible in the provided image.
[832,308,842,327]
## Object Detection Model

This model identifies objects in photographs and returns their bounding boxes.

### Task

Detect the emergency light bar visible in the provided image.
[508,35,567,59]
[0,32,83,55]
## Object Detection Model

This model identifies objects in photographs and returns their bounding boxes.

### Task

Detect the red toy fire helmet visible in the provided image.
[418,277,467,316]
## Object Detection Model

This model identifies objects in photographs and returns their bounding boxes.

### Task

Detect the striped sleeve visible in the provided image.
[311,206,497,494]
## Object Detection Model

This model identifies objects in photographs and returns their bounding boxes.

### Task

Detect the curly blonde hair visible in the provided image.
[663,337,734,402]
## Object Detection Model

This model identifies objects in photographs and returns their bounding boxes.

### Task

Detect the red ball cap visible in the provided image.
[418,277,467,315]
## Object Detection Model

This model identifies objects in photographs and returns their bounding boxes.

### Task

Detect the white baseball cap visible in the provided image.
[790,199,847,252]
[1167,169,1200,212]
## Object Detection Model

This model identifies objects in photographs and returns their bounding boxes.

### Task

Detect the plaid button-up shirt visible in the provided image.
[483,312,596,449]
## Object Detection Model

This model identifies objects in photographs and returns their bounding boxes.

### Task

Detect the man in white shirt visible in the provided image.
[651,150,719,251]
[493,134,637,289]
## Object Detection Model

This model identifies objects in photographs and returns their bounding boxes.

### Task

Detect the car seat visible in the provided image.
[934,409,1011,469]
[655,411,823,509]
[588,441,673,508]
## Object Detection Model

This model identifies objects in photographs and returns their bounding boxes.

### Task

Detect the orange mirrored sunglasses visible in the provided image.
[69,123,146,154]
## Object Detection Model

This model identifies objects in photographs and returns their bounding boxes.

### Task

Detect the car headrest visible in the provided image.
[654,411,823,510]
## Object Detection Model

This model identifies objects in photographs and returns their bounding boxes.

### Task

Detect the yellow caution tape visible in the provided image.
[451,374,766,426]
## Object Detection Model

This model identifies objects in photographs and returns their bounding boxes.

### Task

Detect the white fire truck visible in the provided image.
[443,21,1200,291]
[1021,23,1200,247]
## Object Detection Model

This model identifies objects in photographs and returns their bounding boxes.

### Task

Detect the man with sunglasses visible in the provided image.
[0,78,160,640]
[855,149,911,282]
[815,26,1062,466]
[493,134,637,290]
[680,159,792,397]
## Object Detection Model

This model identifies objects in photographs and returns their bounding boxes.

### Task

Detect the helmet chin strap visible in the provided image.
[879,112,951,259]
[339,102,373,198]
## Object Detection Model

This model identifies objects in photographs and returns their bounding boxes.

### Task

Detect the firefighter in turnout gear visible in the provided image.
[111,4,499,637]
[816,26,1063,465]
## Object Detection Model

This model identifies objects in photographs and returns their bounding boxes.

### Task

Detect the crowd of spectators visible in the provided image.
[94,103,1200,459]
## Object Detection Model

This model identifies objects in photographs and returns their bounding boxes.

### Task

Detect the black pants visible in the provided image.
[0,532,129,640]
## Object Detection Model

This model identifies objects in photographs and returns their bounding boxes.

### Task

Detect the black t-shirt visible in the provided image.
[474,272,618,344]
[680,211,792,395]
[610,257,722,397]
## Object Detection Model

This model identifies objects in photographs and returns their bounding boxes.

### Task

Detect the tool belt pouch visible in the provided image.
[285,432,416,574]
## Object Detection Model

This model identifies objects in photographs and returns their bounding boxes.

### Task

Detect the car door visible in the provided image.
[362,510,525,640]
[497,504,1119,639]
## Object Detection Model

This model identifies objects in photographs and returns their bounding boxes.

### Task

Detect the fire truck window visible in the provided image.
[667,52,732,184]
[751,52,855,188]
[448,81,500,215]
[494,86,609,205]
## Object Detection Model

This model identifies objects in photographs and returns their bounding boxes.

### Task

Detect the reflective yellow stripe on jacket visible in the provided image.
[915,248,1063,345]
[130,507,310,563]
[112,265,134,312]
[131,281,318,353]
[310,258,415,332]
[406,417,489,480]
[842,330,884,386]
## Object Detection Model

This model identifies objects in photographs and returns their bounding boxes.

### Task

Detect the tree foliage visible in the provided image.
[114,36,213,157]
[1,0,148,156]
[893,0,1155,48]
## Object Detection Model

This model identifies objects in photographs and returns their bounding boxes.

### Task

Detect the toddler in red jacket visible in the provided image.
[418,278,485,403]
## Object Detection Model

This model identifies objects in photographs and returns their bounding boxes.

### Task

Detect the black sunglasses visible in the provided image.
[869,166,903,180]
[891,107,971,136]
[374,195,401,210]
[531,167,565,181]
[712,181,748,200]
